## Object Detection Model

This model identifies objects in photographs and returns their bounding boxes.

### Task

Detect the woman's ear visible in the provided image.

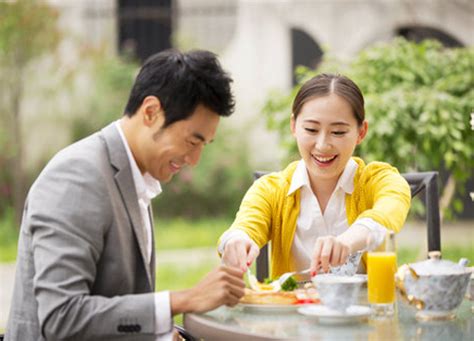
[290,114,296,136]
[356,120,368,144]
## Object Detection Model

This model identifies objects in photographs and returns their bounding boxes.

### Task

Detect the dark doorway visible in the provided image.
[291,28,323,85]
[118,0,172,62]
[397,26,463,48]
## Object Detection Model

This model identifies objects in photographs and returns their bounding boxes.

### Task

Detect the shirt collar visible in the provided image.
[287,160,311,196]
[287,158,358,196]
[115,120,162,204]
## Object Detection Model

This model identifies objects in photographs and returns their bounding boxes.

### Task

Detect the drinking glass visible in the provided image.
[367,232,397,317]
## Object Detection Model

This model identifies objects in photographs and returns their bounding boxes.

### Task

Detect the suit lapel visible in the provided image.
[101,123,154,289]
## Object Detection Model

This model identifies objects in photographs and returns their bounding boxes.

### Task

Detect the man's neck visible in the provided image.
[119,117,145,175]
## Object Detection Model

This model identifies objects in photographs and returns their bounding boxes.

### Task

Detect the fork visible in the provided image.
[276,268,311,286]
[246,268,260,291]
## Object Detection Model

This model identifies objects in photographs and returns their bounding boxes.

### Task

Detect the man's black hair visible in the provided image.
[124,49,235,126]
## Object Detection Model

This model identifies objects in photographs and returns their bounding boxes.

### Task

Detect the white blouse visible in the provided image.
[219,159,387,270]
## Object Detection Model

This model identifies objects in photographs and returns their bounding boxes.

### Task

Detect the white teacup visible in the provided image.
[312,274,365,312]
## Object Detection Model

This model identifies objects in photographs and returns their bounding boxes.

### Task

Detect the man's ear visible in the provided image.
[140,96,163,127]
[290,114,296,137]
[356,120,368,145]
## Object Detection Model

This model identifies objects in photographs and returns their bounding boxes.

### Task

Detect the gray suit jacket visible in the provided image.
[5,123,159,340]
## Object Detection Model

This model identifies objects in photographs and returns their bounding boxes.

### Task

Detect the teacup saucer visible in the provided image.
[298,305,371,325]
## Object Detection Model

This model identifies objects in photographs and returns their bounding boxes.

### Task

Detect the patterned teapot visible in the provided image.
[396,251,470,320]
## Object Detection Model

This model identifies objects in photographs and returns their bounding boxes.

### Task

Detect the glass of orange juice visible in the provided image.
[367,232,397,317]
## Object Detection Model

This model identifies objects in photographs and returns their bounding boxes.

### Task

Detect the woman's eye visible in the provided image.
[333,131,347,136]
[188,140,198,147]
[304,128,317,133]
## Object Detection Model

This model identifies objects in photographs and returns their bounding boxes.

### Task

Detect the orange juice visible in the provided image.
[367,252,397,304]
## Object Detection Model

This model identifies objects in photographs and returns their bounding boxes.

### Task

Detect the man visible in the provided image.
[5,49,245,340]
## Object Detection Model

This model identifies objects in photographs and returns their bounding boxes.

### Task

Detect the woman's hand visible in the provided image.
[222,238,260,272]
[310,236,351,275]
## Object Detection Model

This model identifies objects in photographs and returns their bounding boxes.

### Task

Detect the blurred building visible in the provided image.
[176,0,473,168]
[22,0,474,212]
[42,0,473,165]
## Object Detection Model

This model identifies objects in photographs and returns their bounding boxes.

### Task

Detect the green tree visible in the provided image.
[0,0,60,224]
[69,50,139,142]
[263,38,474,218]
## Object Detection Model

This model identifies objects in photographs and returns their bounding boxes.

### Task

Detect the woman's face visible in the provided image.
[291,93,368,183]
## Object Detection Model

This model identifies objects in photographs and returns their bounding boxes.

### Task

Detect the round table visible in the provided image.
[184,293,473,340]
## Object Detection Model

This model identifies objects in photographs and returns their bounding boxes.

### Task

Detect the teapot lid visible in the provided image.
[409,251,469,276]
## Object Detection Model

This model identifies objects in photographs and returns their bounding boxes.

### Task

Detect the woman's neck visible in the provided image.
[309,176,339,214]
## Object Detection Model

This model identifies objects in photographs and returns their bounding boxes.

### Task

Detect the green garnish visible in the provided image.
[263,277,273,284]
[281,276,298,291]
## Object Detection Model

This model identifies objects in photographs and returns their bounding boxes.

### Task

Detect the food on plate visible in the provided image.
[253,275,298,292]
[240,286,320,305]
[240,288,298,305]
[242,273,319,305]
[280,276,298,291]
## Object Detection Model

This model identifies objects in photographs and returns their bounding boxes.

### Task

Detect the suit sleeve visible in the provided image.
[27,155,156,340]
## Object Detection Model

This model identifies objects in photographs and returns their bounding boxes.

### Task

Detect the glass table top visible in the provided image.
[184,293,473,340]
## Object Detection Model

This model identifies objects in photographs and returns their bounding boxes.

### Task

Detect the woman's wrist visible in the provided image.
[337,225,371,253]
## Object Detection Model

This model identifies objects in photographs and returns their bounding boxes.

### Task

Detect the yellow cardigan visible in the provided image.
[222,157,411,278]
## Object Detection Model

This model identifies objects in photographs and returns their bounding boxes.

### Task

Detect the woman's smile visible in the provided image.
[312,154,338,168]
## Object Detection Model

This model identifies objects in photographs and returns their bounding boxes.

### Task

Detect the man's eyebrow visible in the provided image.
[192,132,214,144]
[192,133,206,142]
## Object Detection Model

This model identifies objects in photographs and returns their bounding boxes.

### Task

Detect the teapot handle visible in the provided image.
[458,258,469,267]
[395,264,424,310]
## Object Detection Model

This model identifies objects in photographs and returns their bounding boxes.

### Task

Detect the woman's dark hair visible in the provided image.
[124,49,235,127]
[292,73,365,126]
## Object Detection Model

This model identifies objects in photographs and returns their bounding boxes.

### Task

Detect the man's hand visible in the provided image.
[170,265,245,315]
[222,238,259,272]
[310,236,351,275]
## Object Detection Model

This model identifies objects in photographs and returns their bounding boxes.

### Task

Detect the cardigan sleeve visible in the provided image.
[219,174,280,249]
[356,163,411,233]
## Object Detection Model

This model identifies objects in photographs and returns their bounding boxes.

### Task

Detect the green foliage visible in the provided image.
[156,262,217,292]
[0,0,60,65]
[155,217,232,250]
[263,38,474,216]
[0,0,61,216]
[0,207,18,262]
[70,52,139,141]
[154,124,253,219]
[352,39,473,181]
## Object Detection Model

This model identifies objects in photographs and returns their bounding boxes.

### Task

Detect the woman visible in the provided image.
[219,73,411,278]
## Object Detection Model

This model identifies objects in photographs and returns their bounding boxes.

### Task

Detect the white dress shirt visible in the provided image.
[219,159,387,270]
[116,121,174,340]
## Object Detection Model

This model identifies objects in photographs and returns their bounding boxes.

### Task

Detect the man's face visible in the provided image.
[134,101,220,182]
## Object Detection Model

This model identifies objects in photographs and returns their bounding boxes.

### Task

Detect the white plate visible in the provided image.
[298,305,371,324]
[237,303,303,314]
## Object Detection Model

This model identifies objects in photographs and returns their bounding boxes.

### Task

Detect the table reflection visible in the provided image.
[184,295,473,340]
